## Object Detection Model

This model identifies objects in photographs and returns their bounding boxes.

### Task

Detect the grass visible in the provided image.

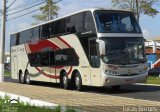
[4,71,11,76]
[146,76,160,85]
[0,96,78,112]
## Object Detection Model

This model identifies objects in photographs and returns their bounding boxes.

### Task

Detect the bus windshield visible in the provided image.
[101,37,146,65]
[95,11,141,33]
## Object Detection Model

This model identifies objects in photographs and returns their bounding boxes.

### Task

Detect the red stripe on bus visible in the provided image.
[58,36,72,48]
[35,66,73,79]
[67,66,73,76]
[28,36,73,79]
[28,39,60,53]
[35,67,59,79]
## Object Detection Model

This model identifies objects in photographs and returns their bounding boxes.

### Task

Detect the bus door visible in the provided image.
[89,38,101,86]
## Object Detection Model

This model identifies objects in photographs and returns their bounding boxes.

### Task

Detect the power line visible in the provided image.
[7,0,17,9]
[7,0,45,11]
[7,0,62,21]
[7,8,39,21]
[7,1,47,16]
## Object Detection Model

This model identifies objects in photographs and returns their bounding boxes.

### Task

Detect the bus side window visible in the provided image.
[66,17,71,34]
[10,34,17,46]
[20,31,26,45]
[16,33,20,45]
[19,30,31,44]
[68,49,79,66]
[31,27,40,42]
[54,49,79,66]
[50,19,68,37]
[59,19,66,36]
[66,16,76,34]
[89,39,100,68]
[54,21,60,36]
[41,23,50,39]
[84,11,96,34]
[50,51,55,66]
[26,30,32,43]
[50,22,56,37]
[10,34,16,47]
[55,49,68,66]
[40,52,50,66]
[28,53,41,67]
[74,13,84,34]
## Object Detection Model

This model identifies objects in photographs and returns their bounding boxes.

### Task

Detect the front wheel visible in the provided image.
[75,72,83,91]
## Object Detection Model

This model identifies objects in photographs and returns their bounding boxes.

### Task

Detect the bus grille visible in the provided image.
[118,74,139,76]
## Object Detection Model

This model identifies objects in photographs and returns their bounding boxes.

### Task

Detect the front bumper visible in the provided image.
[101,72,148,87]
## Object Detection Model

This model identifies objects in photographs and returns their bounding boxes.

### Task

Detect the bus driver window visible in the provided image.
[90,43,100,68]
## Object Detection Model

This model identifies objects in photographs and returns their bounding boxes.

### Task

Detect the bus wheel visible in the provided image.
[60,71,70,90]
[75,72,83,91]
[24,71,31,85]
[111,85,120,90]
[19,71,24,84]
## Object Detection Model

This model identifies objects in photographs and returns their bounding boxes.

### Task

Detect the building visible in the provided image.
[145,38,160,69]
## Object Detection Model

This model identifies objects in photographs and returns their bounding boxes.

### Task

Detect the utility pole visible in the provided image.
[136,0,139,23]
[0,0,6,82]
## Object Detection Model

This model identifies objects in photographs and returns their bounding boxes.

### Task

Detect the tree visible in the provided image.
[33,0,60,24]
[112,0,159,22]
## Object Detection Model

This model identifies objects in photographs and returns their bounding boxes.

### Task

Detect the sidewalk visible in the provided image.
[0,82,160,112]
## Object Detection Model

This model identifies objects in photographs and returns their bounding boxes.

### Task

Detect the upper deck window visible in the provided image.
[95,11,141,33]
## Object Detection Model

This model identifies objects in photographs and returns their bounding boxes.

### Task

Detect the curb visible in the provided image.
[0,91,57,108]
[135,83,160,86]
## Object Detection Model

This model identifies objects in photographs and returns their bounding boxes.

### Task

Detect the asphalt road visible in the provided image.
[4,76,160,102]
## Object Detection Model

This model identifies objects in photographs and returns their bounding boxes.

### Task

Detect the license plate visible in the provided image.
[125,79,133,83]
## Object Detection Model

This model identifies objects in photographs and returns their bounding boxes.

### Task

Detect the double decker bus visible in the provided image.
[11,8,148,90]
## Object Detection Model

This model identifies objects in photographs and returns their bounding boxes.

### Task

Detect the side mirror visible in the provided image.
[96,39,106,55]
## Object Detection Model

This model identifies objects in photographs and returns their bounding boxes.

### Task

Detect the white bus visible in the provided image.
[11,8,148,91]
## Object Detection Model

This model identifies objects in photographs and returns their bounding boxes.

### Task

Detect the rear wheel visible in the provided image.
[60,71,70,90]
[19,71,24,84]
[75,72,83,91]
[24,71,31,85]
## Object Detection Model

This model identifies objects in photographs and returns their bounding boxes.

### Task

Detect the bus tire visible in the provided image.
[60,71,70,90]
[111,85,120,90]
[19,70,25,84]
[24,71,31,85]
[75,72,83,91]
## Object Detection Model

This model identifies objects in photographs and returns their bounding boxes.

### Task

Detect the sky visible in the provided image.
[0,0,160,51]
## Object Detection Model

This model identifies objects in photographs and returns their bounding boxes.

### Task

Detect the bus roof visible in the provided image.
[10,8,133,36]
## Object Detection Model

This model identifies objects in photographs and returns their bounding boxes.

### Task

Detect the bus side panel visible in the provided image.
[11,46,18,80]
[59,34,92,86]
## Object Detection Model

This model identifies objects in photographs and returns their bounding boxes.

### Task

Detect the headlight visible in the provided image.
[105,70,118,75]
[140,67,148,74]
